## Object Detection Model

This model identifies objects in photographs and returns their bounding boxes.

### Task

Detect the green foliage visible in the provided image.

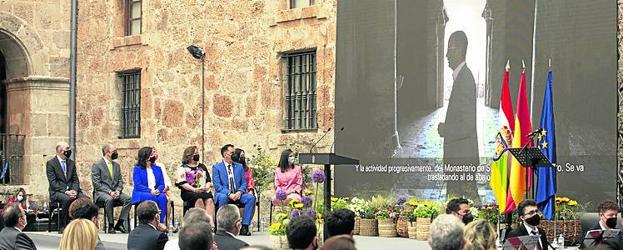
[248,144,277,190]
[331,197,349,211]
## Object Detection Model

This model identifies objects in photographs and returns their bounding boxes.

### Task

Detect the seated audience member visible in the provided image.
[428,214,465,250]
[212,144,256,236]
[506,199,549,249]
[320,235,356,250]
[7,188,31,211]
[130,147,168,224]
[46,141,87,231]
[127,200,169,250]
[446,197,473,224]
[287,216,318,250]
[0,204,36,250]
[91,143,131,233]
[215,204,249,250]
[179,222,214,250]
[176,146,215,224]
[326,208,356,238]
[59,219,98,250]
[232,148,256,195]
[164,208,216,250]
[68,198,105,250]
[273,149,302,204]
[463,219,496,250]
[579,200,619,249]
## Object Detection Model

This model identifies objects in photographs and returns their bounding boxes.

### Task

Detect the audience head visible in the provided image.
[183,208,213,228]
[3,203,27,230]
[137,146,154,168]
[278,149,294,173]
[287,216,318,250]
[59,219,98,250]
[517,199,541,227]
[137,200,160,226]
[232,148,248,170]
[102,143,118,161]
[320,234,356,250]
[216,204,242,235]
[56,141,71,160]
[429,214,465,250]
[69,197,99,228]
[179,222,214,250]
[14,188,26,203]
[446,198,473,224]
[183,146,200,164]
[597,200,619,229]
[220,144,235,163]
[463,219,497,250]
[326,209,356,238]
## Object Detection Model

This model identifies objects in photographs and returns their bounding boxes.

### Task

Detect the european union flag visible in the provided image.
[536,70,556,220]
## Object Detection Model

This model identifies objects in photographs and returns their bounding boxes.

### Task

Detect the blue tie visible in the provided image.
[61,160,67,177]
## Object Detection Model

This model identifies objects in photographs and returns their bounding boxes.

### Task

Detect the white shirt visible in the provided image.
[14,227,21,232]
[163,239,179,250]
[223,160,236,190]
[146,167,156,190]
[523,223,542,249]
[452,61,466,81]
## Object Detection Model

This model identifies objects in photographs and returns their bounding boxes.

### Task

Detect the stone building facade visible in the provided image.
[0,0,71,197]
[75,0,337,217]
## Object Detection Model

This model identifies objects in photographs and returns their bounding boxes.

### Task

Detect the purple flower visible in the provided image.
[312,169,325,183]
[301,196,313,208]
[291,209,301,219]
[276,190,287,201]
[397,196,407,205]
[305,208,317,220]
[389,212,397,219]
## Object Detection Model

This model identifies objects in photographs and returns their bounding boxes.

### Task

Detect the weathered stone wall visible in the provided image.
[76,0,337,218]
[0,0,71,199]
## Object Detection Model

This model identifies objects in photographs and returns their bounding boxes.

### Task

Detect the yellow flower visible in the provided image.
[269,222,281,231]
[406,200,418,206]
[294,203,304,209]
[568,200,577,206]
[331,197,338,202]
[561,197,570,202]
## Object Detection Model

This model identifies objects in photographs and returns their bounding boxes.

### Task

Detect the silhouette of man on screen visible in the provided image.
[437,31,480,201]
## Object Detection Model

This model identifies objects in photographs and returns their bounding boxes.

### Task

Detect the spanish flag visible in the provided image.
[490,62,514,214]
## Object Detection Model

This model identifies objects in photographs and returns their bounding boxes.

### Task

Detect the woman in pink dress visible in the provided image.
[273,149,302,204]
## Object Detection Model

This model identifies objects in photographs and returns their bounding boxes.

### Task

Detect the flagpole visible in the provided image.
[529,0,539,124]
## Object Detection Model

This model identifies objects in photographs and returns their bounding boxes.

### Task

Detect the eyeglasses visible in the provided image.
[524,209,540,216]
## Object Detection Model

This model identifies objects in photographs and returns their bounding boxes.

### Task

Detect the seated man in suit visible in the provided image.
[127,200,168,250]
[46,141,86,231]
[579,200,619,249]
[506,199,549,249]
[0,204,36,250]
[215,204,249,250]
[213,144,256,236]
[91,143,132,233]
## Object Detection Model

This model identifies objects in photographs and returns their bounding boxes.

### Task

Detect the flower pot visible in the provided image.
[407,221,418,239]
[415,217,431,241]
[270,235,289,250]
[396,218,409,237]
[541,220,581,245]
[353,217,361,235]
[378,218,397,237]
[359,218,378,236]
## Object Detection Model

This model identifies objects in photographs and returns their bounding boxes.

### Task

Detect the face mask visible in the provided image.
[288,156,296,165]
[462,213,474,224]
[149,155,158,163]
[193,154,200,162]
[239,156,246,164]
[111,151,119,160]
[606,217,618,229]
[525,214,541,226]
[16,195,23,202]
[63,149,72,159]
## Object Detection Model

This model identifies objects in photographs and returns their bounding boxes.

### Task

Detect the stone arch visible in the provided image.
[0,11,49,78]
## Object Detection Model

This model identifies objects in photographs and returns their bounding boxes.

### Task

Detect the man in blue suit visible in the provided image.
[213,144,256,236]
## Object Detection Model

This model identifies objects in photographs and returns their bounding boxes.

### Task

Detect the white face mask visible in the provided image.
[16,195,23,202]
[288,156,296,165]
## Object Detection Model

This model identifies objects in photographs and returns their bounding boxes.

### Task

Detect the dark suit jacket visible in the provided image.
[214,230,249,250]
[579,223,602,249]
[0,227,36,250]
[91,158,124,199]
[46,156,81,198]
[127,224,168,250]
[506,223,550,249]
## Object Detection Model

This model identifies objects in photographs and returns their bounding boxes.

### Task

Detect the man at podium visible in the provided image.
[506,199,549,249]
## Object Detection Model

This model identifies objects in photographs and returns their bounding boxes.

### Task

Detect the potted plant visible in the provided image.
[369,195,396,237]
[358,199,378,236]
[541,196,585,245]
[413,200,441,240]
[395,196,410,237]
[268,212,290,250]
[348,197,367,235]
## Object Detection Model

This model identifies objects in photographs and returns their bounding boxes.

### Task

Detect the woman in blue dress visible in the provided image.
[131,146,168,223]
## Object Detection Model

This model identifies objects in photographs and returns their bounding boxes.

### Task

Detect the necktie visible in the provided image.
[61,160,67,177]
[107,161,114,179]
[227,165,235,193]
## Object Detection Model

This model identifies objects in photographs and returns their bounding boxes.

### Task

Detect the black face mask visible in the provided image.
[111,151,119,160]
[606,217,618,229]
[63,150,72,159]
[193,154,200,162]
[462,213,474,224]
[149,155,158,163]
[525,215,541,227]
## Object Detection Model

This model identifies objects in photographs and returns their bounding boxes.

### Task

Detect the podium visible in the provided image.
[298,153,359,240]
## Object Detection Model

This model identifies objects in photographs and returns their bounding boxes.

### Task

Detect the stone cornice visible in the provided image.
[4,76,70,92]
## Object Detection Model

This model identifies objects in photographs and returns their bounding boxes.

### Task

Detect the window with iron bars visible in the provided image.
[283,50,317,131]
[119,71,141,138]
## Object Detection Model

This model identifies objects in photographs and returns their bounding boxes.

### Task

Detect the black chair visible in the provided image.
[92,191,131,233]
[46,201,61,233]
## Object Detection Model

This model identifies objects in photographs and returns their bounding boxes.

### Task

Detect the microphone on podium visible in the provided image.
[330,127,345,153]
[309,127,332,153]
